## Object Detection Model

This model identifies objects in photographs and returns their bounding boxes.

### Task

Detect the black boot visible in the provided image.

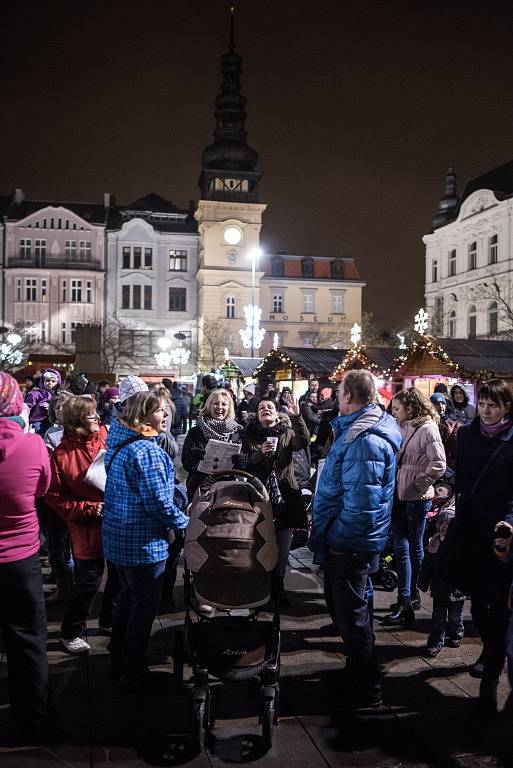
[381,598,415,627]
[477,677,498,722]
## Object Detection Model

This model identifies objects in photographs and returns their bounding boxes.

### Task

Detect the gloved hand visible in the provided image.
[231,453,247,469]
[190,448,205,462]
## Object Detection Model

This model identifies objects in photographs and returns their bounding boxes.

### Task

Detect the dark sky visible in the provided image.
[2,0,513,329]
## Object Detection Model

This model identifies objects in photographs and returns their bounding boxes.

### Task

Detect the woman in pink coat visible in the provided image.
[383,387,446,627]
[0,372,54,742]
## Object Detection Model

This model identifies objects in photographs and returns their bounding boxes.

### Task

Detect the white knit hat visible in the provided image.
[119,375,149,403]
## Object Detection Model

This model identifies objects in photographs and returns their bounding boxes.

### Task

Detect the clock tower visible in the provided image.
[195,7,266,361]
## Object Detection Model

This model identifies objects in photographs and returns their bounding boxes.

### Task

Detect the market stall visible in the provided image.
[254,347,346,399]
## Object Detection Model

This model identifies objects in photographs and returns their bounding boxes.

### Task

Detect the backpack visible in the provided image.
[184,470,278,609]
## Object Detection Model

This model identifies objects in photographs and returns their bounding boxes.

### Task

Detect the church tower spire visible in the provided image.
[432,166,459,230]
[199,4,261,202]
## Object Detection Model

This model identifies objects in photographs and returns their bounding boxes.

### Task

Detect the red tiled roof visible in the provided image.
[261,255,361,281]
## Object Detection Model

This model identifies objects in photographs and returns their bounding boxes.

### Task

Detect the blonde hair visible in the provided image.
[393,387,437,422]
[123,391,167,427]
[200,388,235,420]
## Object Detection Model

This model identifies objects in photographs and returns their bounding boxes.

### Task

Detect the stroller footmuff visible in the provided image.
[178,470,280,751]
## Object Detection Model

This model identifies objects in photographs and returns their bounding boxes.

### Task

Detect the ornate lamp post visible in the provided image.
[0,328,23,371]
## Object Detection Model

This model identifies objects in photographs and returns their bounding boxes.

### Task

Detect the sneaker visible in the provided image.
[60,637,91,655]
[445,637,461,649]
[198,604,214,613]
[424,645,442,658]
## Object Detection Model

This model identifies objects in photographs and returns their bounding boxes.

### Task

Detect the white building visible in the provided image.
[2,190,108,363]
[106,194,199,376]
[424,163,513,339]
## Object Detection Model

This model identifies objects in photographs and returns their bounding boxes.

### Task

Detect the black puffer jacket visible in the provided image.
[181,425,243,499]
[242,413,310,529]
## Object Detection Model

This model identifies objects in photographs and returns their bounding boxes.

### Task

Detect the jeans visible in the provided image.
[324,549,378,690]
[62,558,105,639]
[391,499,430,600]
[99,560,121,627]
[275,528,293,578]
[471,588,512,682]
[161,531,185,600]
[428,599,464,649]
[0,553,51,735]
[110,559,166,681]
[39,500,74,578]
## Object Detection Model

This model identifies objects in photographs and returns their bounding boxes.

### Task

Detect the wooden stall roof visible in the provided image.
[227,356,262,378]
[255,347,347,379]
[332,346,400,379]
[390,336,513,380]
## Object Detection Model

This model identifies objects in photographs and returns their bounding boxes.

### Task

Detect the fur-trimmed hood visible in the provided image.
[243,410,292,439]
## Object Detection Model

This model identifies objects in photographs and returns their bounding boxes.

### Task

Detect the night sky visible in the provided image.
[2,0,513,329]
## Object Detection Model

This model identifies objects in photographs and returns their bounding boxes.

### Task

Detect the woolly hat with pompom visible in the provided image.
[0,372,24,417]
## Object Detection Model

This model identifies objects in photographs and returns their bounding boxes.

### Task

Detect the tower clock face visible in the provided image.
[227,251,238,264]
[223,226,242,245]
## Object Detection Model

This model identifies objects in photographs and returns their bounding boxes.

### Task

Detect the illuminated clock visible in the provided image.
[223,226,242,245]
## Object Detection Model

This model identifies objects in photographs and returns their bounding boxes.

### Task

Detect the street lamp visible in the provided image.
[239,247,265,357]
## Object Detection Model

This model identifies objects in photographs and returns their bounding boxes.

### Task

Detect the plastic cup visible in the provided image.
[267,436,278,452]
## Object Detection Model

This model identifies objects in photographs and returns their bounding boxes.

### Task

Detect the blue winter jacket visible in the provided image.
[309,404,402,556]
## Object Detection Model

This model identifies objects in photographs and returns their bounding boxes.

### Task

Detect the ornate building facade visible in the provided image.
[424,163,513,339]
[2,189,108,363]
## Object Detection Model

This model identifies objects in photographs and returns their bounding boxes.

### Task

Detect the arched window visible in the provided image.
[301,258,314,278]
[225,295,236,319]
[468,304,477,339]
[448,310,457,339]
[488,301,498,336]
[330,260,343,278]
[271,257,284,277]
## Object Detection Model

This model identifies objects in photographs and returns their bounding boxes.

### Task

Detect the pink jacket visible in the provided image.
[0,419,51,563]
[395,416,446,501]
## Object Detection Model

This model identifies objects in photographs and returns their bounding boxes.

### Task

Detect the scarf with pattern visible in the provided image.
[197,415,241,442]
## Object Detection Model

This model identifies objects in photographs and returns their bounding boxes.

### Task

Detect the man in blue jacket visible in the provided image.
[309,369,401,708]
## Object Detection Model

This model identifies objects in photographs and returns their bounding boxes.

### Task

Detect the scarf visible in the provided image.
[0,414,25,428]
[480,417,513,438]
[197,414,241,442]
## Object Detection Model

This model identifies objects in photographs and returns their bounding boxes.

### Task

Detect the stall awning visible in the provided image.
[255,347,347,380]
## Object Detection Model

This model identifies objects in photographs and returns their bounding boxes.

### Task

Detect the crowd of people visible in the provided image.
[1,366,512,743]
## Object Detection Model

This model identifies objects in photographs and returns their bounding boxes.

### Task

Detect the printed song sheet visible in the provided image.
[197,439,241,474]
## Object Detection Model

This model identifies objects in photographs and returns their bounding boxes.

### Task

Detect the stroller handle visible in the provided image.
[200,469,268,499]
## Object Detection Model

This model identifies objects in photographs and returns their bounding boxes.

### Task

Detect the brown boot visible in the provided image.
[46,574,73,605]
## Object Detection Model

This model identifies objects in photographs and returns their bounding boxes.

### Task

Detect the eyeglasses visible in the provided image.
[85,414,100,421]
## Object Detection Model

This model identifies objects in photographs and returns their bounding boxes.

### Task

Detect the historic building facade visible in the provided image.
[2,189,108,362]
[106,194,199,375]
[424,163,513,339]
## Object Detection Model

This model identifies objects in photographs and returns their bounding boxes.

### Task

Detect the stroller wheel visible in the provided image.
[192,691,209,751]
[261,696,275,751]
[382,569,398,592]
[173,630,184,683]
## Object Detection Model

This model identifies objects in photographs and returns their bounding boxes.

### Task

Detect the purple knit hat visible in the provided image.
[0,372,24,417]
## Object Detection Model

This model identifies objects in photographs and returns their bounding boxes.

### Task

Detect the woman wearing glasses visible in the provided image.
[46,396,116,654]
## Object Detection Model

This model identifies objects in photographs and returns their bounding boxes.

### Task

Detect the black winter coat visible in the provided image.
[181,425,243,499]
[448,417,513,597]
[242,413,310,529]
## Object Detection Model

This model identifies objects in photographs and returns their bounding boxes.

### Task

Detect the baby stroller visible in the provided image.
[174,470,281,751]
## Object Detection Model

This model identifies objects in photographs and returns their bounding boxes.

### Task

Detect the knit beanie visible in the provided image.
[119,376,149,403]
[0,372,24,417]
[104,386,119,401]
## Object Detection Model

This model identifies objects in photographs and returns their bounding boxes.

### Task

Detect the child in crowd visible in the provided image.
[418,506,465,657]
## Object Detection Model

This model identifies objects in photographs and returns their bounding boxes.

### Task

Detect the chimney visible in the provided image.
[103,192,111,209]
[14,188,24,204]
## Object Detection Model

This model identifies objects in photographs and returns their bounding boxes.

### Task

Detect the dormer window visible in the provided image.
[330,260,343,279]
[301,259,314,278]
[271,257,284,277]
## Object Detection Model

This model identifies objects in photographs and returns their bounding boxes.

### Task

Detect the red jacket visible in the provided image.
[46,426,107,560]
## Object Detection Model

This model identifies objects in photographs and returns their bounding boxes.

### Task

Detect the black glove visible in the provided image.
[190,447,205,462]
[231,453,247,469]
